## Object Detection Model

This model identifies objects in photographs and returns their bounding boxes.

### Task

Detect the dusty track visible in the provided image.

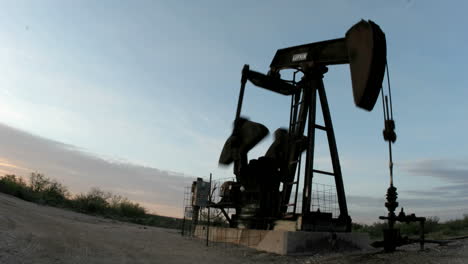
[0,193,291,264]
[0,193,466,264]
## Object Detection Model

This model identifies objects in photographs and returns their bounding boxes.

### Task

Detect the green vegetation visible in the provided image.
[353,215,468,240]
[1,173,466,237]
[0,173,182,229]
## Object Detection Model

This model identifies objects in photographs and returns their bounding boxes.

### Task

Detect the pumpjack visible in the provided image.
[215,20,388,232]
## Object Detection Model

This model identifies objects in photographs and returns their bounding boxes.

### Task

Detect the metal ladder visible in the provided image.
[284,88,303,215]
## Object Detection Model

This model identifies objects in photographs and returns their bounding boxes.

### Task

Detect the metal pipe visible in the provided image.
[235,65,249,121]
[385,96,394,185]
[206,173,212,246]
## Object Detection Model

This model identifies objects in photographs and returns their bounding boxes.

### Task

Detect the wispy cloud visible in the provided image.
[348,193,468,223]
[400,159,468,200]
[0,122,194,217]
[1,122,466,222]
[344,159,468,222]
[401,159,468,183]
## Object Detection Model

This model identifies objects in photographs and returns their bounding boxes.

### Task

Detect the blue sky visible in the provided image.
[0,0,467,222]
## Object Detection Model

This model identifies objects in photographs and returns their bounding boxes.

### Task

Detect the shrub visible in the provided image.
[73,188,111,214]
[117,199,146,218]
[0,173,180,230]
[352,221,387,239]
[30,173,49,193]
[424,216,440,233]
[42,180,69,205]
[28,173,70,206]
[0,174,37,201]
[71,187,146,218]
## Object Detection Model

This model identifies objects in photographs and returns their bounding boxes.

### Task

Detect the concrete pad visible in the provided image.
[273,220,297,231]
[194,225,371,255]
[285,231,372,255]
[256,230,287,254]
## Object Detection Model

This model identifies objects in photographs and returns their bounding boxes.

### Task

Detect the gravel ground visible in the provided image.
[0,193,466,264]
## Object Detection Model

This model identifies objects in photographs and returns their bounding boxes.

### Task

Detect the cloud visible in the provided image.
[0,123,466,222]
[400,159,468,200]
[401,159,468,183]
[0,122,194,217]
[347,194,468,223]
[342,159,468,223]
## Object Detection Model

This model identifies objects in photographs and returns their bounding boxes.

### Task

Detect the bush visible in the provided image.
[73,188,111,214]
[424,216,440,233]
[28,173,69,206]
[42,181,69,205]
[0,174,37,201]
[30,173,49,193]
[353,214,468,240]
[352,222,387,239]
[71,188,146,218]
[0,173,178,228]
[117,199,146,218]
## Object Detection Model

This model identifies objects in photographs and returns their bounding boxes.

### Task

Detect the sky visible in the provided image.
[0,0,467,223]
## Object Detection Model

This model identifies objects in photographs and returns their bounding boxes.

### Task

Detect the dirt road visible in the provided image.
[0,193,466,264]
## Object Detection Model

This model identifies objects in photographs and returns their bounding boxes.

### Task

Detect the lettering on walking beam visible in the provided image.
[292,52,308,62]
